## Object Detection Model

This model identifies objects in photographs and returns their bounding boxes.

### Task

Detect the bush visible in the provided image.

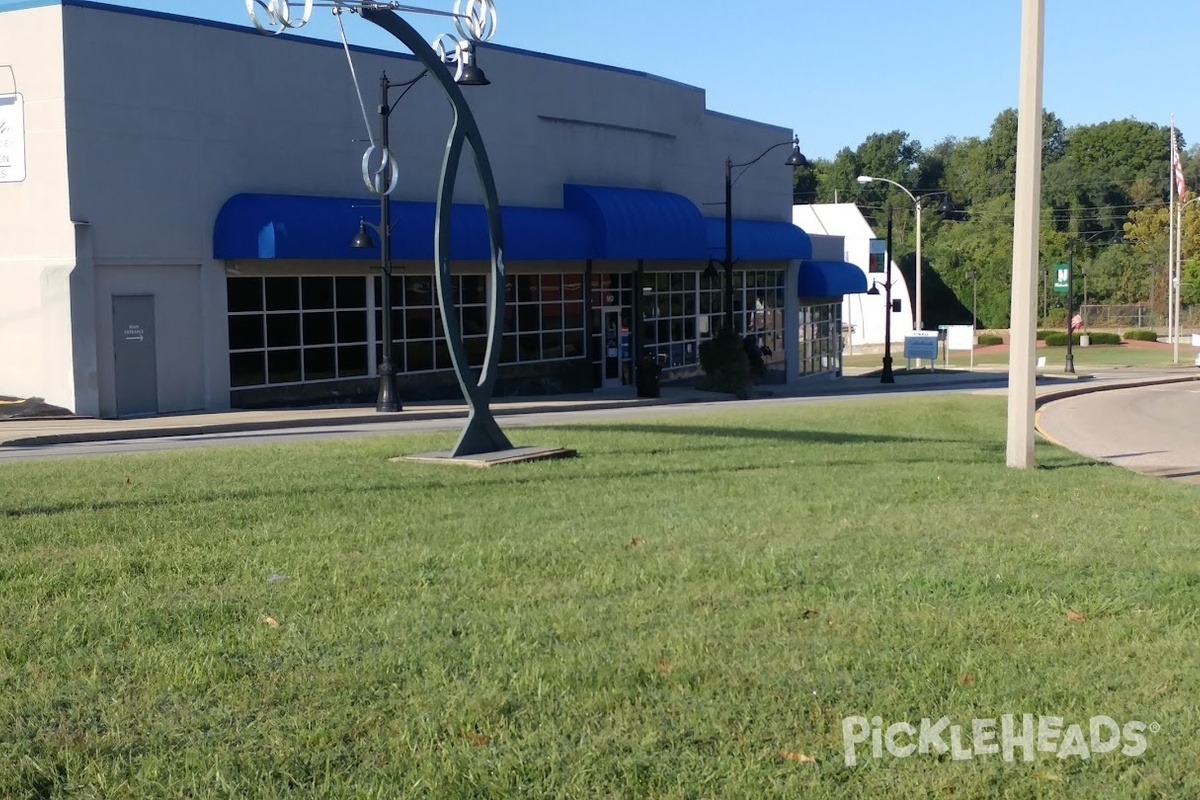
[1043,331,1121,346]
[1088,332,1121,345]
[1035,329,1056,341]
[977,334,1003,346]
[698,326,751,399]
[1123,329,1159,342]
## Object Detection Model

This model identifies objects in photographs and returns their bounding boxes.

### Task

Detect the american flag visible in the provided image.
[1171,126,1187,202]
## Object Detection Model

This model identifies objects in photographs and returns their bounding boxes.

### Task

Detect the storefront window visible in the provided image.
[799,302,844,376]
[227,275,369,388]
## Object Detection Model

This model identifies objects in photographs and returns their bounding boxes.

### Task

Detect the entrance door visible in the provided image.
[600,307,632,389]
[112,295,159,417]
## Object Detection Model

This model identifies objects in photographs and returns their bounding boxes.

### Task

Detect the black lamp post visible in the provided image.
[866,208,896,383]
[352,65,488,413]
[1065,240,1076,374]
[965,268,979,332]
[351,71,425,412]
[722,136,806,332]
[1080,269,1088,329]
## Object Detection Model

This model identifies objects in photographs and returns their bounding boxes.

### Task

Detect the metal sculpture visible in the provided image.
[244,0,512,456]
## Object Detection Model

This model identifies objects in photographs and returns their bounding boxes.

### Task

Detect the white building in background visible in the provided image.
[792,203,915,349]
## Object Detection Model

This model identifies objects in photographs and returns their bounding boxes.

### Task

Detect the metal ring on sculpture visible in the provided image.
[361,144,401,196]
[432,33,467,83]
[453,0,497,42]
[246,0,314,34]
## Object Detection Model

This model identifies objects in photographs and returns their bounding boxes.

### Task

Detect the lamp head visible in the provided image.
[935,195,957,217]
[867,282,881,296]
[856,176,874,185]
[351,219,375,250]
[785,136,808,168]
[453,43,490,86]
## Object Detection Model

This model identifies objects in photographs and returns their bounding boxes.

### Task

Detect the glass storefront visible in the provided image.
[228,267,799,391]
[590,272,636,387]
[799,302,844,376]
[639,268,786,374]
[227,273,586,389]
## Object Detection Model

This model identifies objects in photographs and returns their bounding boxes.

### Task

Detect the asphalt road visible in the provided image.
[1038,382,1200,483]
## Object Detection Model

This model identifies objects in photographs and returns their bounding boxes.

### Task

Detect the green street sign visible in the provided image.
[1052,263,1069,293]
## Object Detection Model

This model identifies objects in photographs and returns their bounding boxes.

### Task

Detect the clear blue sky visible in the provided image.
[58,1,1200,159]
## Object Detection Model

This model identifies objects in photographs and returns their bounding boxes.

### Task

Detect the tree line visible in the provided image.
[793,112,1198,328]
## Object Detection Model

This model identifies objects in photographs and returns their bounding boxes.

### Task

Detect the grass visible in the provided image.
[1,395,1199,798]
[844,344,1197,371]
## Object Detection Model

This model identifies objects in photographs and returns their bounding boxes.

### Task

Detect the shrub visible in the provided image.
[977,334,1003,346]
[1123,329,1159,342]
[698,326,751,399]
[1043,332,1121,346]
[1035,329,1055,341]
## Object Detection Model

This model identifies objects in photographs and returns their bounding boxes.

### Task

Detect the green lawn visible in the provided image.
[844,344,1197,371]
[1,395,1198,798]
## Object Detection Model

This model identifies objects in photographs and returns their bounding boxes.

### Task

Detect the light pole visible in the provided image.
[351,63,487,412]
[1080,269,1088,330]
[859,177,950,335]
[722,136,807,332]
[966,269,978,369]
[1065,240,1076,374]
[866,208,896,383]
[1006,0,1046,470]
[351,70,425,412]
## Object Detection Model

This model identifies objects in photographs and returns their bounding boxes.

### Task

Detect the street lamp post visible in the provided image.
[351,70,426,412]
[857,176,925,331]
[966,269,978,370]
[352,65,484,411]
[1065,240,1076,374]
[866,208,896,383]
[1080,269,1088,330]
[722,136,807,332]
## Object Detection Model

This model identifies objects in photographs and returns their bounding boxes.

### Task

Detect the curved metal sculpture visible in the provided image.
[245,1,512,456]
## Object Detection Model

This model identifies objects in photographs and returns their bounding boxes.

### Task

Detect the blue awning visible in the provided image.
[213,188,810,264]
[704,218,812,261]
[799,260,868,296]
[213,193,593,261]
[562,184,707,260]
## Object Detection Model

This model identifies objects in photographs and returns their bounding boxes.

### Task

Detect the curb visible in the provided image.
[0,376,1010,448]
[0,372,1084,450]
[0,393,718,448]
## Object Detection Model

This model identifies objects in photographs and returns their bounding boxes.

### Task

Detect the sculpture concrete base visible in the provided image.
[393,446,577,467]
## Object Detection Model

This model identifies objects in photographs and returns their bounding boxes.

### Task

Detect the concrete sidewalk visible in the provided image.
[0,369,1013,447]
[3,366,1188,449]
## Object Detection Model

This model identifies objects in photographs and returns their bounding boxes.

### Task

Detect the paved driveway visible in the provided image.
[1037,381,1200,484]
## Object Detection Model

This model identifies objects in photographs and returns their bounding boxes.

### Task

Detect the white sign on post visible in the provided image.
[945,325,975,351]
[0,93,27,184]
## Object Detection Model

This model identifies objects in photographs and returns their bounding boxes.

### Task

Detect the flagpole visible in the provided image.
[1169,120,1177,362]
[1175,202,1183,363]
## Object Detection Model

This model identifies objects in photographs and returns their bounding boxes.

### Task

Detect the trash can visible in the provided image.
[636,352,662,398]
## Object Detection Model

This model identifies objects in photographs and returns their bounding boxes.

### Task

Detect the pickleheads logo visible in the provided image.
[841,714,1157,766]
